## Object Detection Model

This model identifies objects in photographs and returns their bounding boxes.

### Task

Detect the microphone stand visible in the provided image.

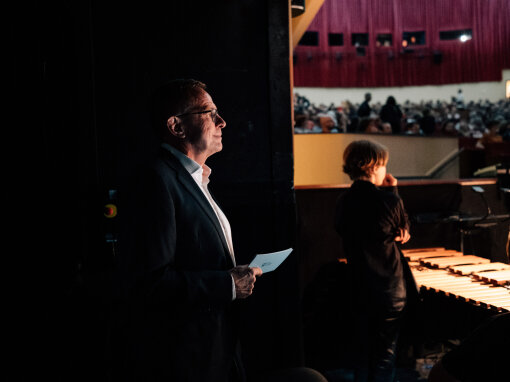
[460,186,492,254]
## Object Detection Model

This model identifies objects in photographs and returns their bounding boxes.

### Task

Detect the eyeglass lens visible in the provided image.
[210,109,218,123]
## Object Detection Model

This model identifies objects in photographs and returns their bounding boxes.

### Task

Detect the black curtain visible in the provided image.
[10,1,299,380]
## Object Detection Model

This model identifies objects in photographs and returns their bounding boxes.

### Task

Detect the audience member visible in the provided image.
[500,121,510,141]
[476,120,503,148]
[469,116,486,138]
[419,108,436,135]
[294,110,322,133]
[318,113,339,133]
[380,96,403,133]
[440,120,459,137]
[358,117,380,134]
[455,89,465,108]
[455,119,473,137]
[381,122,392,134]
[336,108,349,133]
[404,119,424,135]
[357,92,372,118]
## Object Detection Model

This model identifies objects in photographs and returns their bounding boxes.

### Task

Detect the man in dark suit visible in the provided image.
[114,79,262,382]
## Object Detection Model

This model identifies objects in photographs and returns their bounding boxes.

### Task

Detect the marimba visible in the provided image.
[403,247,510,312]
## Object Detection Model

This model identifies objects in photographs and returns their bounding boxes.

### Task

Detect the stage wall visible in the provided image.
[293,133,459,186]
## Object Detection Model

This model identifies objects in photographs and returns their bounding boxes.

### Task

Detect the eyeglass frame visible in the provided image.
[175,108,220,123]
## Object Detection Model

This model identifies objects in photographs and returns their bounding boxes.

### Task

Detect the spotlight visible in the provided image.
[459,34,471,42]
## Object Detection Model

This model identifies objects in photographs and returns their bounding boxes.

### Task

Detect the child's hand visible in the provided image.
[395,228,411,244]
[382,173,398,187]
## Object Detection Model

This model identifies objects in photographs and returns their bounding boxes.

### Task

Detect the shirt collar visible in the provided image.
[162,143,212,184]
[352,179,376,189]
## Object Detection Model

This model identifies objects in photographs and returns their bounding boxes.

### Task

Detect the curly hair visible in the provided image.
[343,140,389,180]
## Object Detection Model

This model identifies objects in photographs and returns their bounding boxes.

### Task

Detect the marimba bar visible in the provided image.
[420,255,490,268]
[404,249,460,262]
[476,270,510,285]
[403,248,510,312]
[449,262,510,275]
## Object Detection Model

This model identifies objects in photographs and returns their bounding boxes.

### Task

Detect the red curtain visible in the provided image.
[293,0,510,87]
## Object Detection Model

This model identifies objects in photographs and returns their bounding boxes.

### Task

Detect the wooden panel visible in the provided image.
[293,134,460,186]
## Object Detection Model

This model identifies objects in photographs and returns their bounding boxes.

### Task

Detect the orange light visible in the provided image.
[104,204,117,218]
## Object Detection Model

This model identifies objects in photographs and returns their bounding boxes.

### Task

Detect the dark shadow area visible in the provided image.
[10,1,300,380]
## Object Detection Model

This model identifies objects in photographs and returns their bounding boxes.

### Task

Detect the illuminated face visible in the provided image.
[372,164,387,186]
[182,90,226,159]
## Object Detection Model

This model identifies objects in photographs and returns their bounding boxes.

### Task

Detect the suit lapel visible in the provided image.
[162,150,233,266]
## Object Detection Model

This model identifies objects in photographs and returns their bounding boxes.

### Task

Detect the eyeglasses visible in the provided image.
[175,109,220,124]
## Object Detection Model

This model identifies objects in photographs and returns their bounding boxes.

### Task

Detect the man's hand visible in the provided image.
[382,173,398,187]
[395,228,411,244]
[230,265,263,299]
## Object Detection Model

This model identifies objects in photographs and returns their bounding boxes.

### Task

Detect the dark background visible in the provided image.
[10,1,298,380]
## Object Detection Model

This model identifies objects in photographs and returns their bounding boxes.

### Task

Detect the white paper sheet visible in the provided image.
[248,248,293,273]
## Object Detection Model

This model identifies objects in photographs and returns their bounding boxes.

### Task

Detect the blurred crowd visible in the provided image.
[294,90,510,147]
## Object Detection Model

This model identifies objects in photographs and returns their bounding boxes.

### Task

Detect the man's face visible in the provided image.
[182,89,226,159]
